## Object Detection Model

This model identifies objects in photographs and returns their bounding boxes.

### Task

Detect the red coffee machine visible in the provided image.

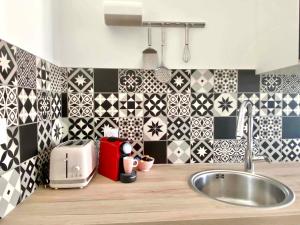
[98,137,132,181]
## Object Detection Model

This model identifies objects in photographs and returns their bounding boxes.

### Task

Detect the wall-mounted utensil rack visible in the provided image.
[141,21,206,28]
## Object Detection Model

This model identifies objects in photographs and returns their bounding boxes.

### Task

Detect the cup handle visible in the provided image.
[133,159,138,167]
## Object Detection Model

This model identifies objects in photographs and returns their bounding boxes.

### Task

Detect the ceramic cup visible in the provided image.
[138,157,154,172]
[123,156,138,174]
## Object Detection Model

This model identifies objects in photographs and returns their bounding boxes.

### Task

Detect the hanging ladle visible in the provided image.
[182,23,191,63]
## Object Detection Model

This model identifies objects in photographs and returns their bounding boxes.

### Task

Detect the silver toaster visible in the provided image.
[49,140,97,189]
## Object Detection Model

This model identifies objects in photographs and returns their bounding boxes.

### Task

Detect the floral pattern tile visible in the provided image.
[260,74,282,92]
[214,93,237,116]
[68,68,94,93]
[191,69,214,93]
[168,70,191,93]
[191,117,213,140]
[0,40,17,86]
[214,70,237,93]
[119,69,143,92]
[167,141,190,164]
[143,117,167,141]
[191,93,214,117]
[167,93,190,117]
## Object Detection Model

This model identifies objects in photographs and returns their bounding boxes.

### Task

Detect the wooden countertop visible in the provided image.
[2,162,300,225]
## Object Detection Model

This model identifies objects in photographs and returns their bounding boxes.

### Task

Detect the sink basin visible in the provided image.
[189,170,295,208]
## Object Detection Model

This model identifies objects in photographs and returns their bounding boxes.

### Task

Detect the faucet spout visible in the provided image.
[236,100,254,173]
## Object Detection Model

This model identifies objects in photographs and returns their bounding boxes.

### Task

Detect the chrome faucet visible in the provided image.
[236,100,254,173]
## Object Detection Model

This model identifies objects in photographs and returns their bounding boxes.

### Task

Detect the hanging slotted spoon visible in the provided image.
[155,26,171,83]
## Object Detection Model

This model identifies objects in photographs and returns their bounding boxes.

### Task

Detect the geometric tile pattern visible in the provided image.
[282,74,300,93]
[142,70,167,93]
[0,86,18,127]
[143,117,167,141]
[167,93,190,117]
[191,93,214,117]
[0,126,19,173]
[94,93,118,117]
[191,69,214,93]
[259,139,282,162]
[213,139,246,163]
[37,91,51,121]
[260,93,282,116]
[260,116,282,139]
[260,74,282,92]
[167,117,190,140]
[119,117,143,141]
[0,167,21,218]
[131,141,144,158]
[0,40,17,86]
[190,139,213,163]
[67,68,94,93]
[119,69,143,92]
[238,93,260,117]
[168,70,191,93]
[18,88,37,124]
[282,94,300,116]
[214,93,237,116]
[51,93,62,119]
[214,70,238,93]
[68,93,94,118]
[50,64,62,93]
[143,93,167,117]
[94,117,119,138]
[19,156,37,203]
[17,49,36,89]
[69,118,94,140]
[36,58,50,91]
[167,140,190,164]
[51,119,64,146]
[119,93,143,117]
[37,121,52,152]
[191,117,213,140]
[282,139,300,162]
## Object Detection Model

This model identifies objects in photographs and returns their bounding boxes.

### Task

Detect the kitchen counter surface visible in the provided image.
[2,162,300,225]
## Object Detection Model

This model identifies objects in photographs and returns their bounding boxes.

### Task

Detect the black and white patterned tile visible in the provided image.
[18,88,37,124]
[167,117,190,140]
[68,93,94,118]
[282,139,300,162]
[190,139,213,163]
[17,48,36,89]
[282,74,300,93]
[191,93,213,117]
[119,69,143,92]
[143,117,167,141]
[37,91,51,121]
[51,93,62,119]
[282,94,300,116]
[68,68,94,93]
[119,117,143,141]
[94,93,118,117]
[167,93,190,117]
[131,141,144,158]
[260,93,282,116]
[242,116,260,140]
[50,64,62,93]
[213,139,245,163]
[191,117,213,140]
[60,67,68,93]
[144,93,167,117]
[119,93,143,117]
[214,93,237,116]
[0,86,18,127]
[167,140,190,164]
[37,120,52,152]
[94,117,119,139]
[51,119,64,146]
[0,126,19,173]
[191,69,214,93]
[168,69,191,93]
[0,167,21,218]
[142,70,167,93]
[238,93,260,117]
[259,139,282,162]
[260,116,282,139]
[19,156,37,203]
[69,118,94,140]
[260,74,282,92]
[0,40,17,86]
[36,58,50,91]
[214,70,238,93]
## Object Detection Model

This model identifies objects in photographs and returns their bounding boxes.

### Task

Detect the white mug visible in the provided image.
[123,156,138,174]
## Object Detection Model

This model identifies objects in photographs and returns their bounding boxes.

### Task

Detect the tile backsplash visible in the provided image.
[1,37,300,218]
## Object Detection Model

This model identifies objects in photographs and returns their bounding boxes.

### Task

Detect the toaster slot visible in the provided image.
[65,153,68,179]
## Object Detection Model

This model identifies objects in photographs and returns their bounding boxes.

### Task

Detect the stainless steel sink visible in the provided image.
[189,170,295,208]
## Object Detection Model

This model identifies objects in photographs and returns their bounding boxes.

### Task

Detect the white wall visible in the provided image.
[0,0,57,64]
[55,0,257,69]
[256,0,299,73]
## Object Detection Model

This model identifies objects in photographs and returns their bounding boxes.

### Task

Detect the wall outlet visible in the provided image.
[0,118,7,145]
